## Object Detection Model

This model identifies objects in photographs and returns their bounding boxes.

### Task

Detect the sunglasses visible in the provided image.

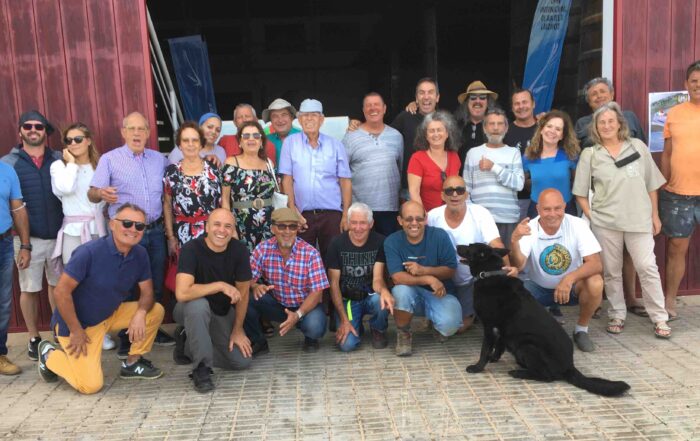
[443,186,467,196]
[64,136,86,145]
[274,223,299,231]
[469,94,488,101]
[241,133,262,139]
[22,123,45,131]
[402,216,425,223]
[440,171,447,182]
[115,218,146,231]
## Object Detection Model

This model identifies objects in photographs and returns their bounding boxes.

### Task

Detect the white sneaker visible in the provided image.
[103,334,116,351]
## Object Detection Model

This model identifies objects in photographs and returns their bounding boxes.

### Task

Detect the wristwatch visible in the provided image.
[20,243,32,252]
[295,309,304,320]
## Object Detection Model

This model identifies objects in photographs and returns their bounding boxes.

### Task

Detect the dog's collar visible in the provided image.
[476,269,509,280]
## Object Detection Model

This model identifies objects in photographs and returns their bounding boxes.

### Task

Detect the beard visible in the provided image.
[486,133,505,145]
[21,132,46,147]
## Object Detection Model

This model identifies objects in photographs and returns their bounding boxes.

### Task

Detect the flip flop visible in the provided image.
[668,314,680,322]
[627,305,649,317]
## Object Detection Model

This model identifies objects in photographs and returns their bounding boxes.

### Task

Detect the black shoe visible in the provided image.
[302,337,319,353]
[120,357,163,380]
[154,329,175,346]
[252,339,270,358]
[28,336,41,361]
[37,340,58,383]
[173,326,192,365]
[189,362,214,393]
[117,337,130,360]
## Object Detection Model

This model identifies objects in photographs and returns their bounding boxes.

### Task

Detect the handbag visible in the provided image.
[266,159,289,210]
[164,252,179,293]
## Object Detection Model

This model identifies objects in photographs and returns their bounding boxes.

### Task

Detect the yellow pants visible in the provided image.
[46,302,164,394]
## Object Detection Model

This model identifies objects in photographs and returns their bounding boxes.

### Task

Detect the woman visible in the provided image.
[222,121,276,251]
[168,113,227,167]
[407,111,462,211]
[50,123,111,349]
[523,110,580,218]
[572,102,670,338]
[163,121,222,254]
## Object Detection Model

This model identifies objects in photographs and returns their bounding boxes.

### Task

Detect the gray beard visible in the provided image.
[486,134,505,145]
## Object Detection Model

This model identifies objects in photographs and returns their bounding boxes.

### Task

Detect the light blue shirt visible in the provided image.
[0,162,22,233]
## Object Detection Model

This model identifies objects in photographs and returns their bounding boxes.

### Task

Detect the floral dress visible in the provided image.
[163,160,222,247]
[222,161,276,251]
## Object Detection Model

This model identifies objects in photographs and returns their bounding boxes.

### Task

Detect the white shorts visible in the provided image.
[14,236,61,292]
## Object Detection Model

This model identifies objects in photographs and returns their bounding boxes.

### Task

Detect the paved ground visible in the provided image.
[2,297,700,441]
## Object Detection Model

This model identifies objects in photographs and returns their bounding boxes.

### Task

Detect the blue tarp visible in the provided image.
[168,35,217,121]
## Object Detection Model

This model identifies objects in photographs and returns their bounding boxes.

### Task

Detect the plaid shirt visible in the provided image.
[250,237,329,307]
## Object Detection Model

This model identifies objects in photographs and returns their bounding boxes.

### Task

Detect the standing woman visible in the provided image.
[523,110,580,218]
[407,110,462,212]
[168,113,227,167]
[163,121,222,253]
[222,121,276,251]
[572,102,670,338]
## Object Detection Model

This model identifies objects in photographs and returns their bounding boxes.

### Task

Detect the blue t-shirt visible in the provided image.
[522,149,578,203]
[51,235,151,336]
[383,226,457,293]
[0,161,22,233]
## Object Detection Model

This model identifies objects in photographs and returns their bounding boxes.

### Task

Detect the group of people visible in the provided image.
[0,59,698,396]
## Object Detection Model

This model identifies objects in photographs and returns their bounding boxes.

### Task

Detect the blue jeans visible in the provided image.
[0,236,13,355]
[335,293,389,352]
[248,293,327,341]
[455,283,475,317]
[523,280,577,308]
[138,224,166,303]
[392,285,462,337]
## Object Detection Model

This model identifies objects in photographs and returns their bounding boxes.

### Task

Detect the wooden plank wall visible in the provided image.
[0,0,157,332]
[614,0,700,296]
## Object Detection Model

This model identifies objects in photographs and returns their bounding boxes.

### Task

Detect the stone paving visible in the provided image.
[2,297,700,441]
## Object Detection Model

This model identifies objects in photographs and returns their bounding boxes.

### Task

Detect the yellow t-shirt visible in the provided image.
[663,101,700,195]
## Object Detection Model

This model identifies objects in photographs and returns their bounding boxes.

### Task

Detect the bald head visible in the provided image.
[208,208,235,225]
[538,188,565,206]
[400,200,425,218]
[443,175,466,189]
[536,188,566,232]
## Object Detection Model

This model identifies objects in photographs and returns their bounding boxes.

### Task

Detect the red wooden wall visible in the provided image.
[614,0,700,296]
[0,0,158,332]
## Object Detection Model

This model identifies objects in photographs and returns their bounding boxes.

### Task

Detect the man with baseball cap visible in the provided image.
[262,98,300,166]
[455,81,499,174]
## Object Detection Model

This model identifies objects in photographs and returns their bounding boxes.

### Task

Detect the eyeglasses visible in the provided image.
[124,126,148,133]
[402,216,425,223]
[274,223,299,231]
[443,186,467,196]
[64,136,86,145]
[241,133,262,140]
[22,123,45,131]
[469,95,488,101]
[440,171,447,182]
[115,218,146,231]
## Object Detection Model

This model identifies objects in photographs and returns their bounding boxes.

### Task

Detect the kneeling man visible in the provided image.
[509,189,603,352]
[38,204,164,394]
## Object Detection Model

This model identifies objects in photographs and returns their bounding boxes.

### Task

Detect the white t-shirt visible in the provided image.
[427,202,500,286]
[518,214,601,289]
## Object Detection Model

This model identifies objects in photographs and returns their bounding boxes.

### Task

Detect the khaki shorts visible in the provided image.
[14,236,61,292]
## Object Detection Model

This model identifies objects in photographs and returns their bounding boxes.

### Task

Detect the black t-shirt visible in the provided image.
[458,121,485,175]
[390,111,427,189]
[503,122,537,200]
[326,231,386,293]
[178,237,252,315]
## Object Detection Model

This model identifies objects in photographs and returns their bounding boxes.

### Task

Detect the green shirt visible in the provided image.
[267,127,301,167]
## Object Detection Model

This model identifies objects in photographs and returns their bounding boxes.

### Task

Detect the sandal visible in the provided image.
[606,319,625,334]
[654,322,672,339]
[627,305,649,317]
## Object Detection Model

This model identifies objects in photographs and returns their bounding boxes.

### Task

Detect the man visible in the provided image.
[173,209,252,393]
[247,208,329,352]
[219,103,277,161]
[326,202,394,352]
[503,89,537,220]
[343,93,403,236]
[262,98,300,166]
[36,204,165,394]
[427,176,510,333]
[1,110,63,360]
[660,60,700,320]
[455,80,499,174]
[279,99,352,260]
[463,107,524,245]
[384,201,462,356]
[89,111,173,352]
[509,189,603,352]
[0,162,30,374]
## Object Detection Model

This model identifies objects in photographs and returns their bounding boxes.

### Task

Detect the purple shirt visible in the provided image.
[91,145,168,223]
[278,132,351,212]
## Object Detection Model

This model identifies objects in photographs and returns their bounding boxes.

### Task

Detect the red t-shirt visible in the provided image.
[407,150,461,211]
[219,135,276,165]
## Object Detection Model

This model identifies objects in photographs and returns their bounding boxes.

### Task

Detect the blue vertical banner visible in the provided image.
[168,35,217,120]
[522,0,572,114]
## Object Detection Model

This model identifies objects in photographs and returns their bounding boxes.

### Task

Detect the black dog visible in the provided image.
[457,243,630,397]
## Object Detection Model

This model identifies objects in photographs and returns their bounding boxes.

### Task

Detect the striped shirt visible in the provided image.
[91,145,168,223]
[463,144,524,223]
[250,237,329,307]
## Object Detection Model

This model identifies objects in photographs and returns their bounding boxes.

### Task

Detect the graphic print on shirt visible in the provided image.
[340,249,377,291]
[539,243,572,275]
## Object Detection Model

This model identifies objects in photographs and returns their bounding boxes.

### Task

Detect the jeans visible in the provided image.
[334,293,389,352]
[392,285,462,337]
[523,280,577,308]
[0,236,13,356]
[248,293,327,341]
[138,224,166,303]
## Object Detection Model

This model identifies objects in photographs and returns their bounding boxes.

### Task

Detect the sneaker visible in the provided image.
[102,334,116,351]
[117,336,130,360]
[28,336,41,361]
[371,328,388,349]
[0,355,21,375]
[120,357,163,380]
[573,331,595,352]
[189,362,214,393]
[252,339,270,358]
[173,326,192,365]
[37,340,58,382]
[154,329,175,346]
[396,329,412,356]
[302,337,319,353]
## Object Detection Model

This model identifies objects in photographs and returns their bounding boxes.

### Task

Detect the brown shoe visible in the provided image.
[0,355,21,375]
[396,329,412,356]
[371,328,388,349]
